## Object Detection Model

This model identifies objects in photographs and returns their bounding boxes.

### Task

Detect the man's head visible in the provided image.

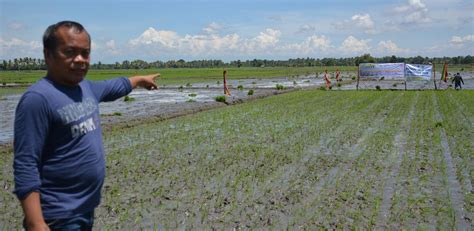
[43,21,91,86]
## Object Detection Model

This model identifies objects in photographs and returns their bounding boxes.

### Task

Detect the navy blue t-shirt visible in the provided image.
[13,77,132,219]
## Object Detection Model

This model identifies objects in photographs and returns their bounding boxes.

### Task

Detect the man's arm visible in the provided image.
[129,73,160,90]
[21,192,50,231]
[14,92,50,230]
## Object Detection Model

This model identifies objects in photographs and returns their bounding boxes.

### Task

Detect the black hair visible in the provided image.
[43,21,90,51]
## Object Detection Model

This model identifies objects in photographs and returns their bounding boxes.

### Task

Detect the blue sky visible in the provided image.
[1,0,473,63]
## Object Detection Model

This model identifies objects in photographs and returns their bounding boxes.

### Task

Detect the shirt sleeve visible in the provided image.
[13,92,51,200]
[90,77,133,102]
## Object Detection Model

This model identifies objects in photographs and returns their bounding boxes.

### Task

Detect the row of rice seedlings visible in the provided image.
[230,92,391,228]
[298,92,416,229]
[387,92,452,229]
[97,91,392,226]
[436,91,473,222]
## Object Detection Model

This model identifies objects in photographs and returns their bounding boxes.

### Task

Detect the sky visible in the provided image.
[0,0,473,63]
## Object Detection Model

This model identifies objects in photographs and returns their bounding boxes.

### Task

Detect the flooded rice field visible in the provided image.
[1,72,473,145]
[0,76,324,145]
[1,90,472,229]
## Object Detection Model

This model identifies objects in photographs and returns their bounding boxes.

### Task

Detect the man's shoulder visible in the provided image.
[26,77,53,95]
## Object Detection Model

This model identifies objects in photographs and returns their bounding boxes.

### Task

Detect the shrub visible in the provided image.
[186,83,192,87]
[186,99,196,103]
[188,93,197,97]
[375,85,381,91]
[237,85,244,91]
[337,83,342,87]
[351,76,356,80]
[113,112,122,116]
[276,84,285,90]
[392,83,398,87]
[247,89,254,95]
[123,95,135,102]
[215,95,226,102]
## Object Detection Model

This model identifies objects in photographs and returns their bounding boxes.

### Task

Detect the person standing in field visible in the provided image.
[13,21,159,231]
[451,72,464,90]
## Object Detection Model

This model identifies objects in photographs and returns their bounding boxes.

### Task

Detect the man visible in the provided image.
[451,72,464,90]
[13,21,159,230]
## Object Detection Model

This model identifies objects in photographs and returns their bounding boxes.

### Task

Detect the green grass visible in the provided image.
[0,90,472,229]
[0,67,357,85]
[0,87,27,96]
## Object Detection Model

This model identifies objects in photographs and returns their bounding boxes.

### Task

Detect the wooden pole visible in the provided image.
[223,69,231,96]
[404,62,407,91]
[356,65,360,91]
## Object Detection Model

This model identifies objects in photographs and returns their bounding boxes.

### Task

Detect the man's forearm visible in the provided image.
[21,192,49,230]
[128,74,159,89]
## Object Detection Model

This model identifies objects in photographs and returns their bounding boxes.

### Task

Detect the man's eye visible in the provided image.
[63,49,74,57]
[82,50,90,58]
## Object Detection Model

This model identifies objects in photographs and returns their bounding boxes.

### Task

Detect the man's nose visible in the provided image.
[73,54,87,63]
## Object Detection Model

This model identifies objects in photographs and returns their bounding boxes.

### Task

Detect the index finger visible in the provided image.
[151,73,161,79]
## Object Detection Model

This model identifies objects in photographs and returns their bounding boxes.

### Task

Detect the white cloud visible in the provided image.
[232,28,281,55]
[0,37,41,49]
[8,22,23,30]
[339,36,371,53]
[284,35,333,55]
[128,26,244,57]
[450,35,474,46]
[129,27,181,48]
[91,41,99,50]
[0,37,42,59]
[203,22,223,34]
[254,29,281,47]
[351,14,375,33]
[334,14,376,34]
[105,40,120,55]
[393,0,431,24]
[377,40,407,54]
[296,24,317,34]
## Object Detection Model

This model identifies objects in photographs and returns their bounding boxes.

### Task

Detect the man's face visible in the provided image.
[45,26,90,86]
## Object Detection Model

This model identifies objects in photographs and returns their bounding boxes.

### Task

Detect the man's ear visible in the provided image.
[44,48,51,58]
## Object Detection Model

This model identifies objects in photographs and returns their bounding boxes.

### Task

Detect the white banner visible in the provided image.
[359,63,405,80]
[405,64,432,81]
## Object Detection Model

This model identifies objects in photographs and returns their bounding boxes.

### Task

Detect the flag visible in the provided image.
[223,70,231,96]
[441,63,448,82]
[324,69,331,89]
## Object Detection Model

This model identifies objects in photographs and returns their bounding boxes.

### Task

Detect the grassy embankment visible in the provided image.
[0,66,353,96]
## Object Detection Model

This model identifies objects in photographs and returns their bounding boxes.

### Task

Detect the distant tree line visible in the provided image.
[1,54,472,71]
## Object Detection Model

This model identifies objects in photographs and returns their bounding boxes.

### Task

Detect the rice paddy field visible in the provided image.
[0,89,472,229]
[0,67,356,86]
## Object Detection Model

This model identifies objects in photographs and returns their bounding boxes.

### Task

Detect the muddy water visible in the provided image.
[0,76,325,144]
[1,72,473,144]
